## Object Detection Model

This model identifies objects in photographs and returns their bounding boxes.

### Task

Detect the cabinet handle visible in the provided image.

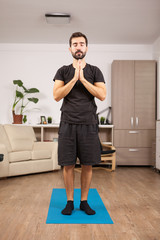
[131,117,134,128]
[136,117,139,127]
[129,149,139,152]
[129,131,139,134]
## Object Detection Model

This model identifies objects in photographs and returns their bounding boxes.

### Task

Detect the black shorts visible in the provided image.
[58,122,101,166]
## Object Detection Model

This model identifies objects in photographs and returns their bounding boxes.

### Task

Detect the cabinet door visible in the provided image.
[114,130,137,147]
[134,61,156,129]
[116,147,152,165]
[135,130,156,147]
[112,61,135,129]
[114,129,155,148]
[156,152,160,170]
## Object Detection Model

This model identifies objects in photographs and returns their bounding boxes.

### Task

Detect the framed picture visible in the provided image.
[40,116,46,124]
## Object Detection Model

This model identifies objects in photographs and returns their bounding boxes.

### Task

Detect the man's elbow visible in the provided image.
[100,96,106,101]
[53,92,60,102]
[99,92,106,101]
[54,95,60,102]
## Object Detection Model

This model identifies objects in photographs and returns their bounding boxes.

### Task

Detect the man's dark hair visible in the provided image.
[69,32,88,47]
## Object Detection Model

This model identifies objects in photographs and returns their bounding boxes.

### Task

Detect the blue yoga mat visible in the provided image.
[46,188,113,224]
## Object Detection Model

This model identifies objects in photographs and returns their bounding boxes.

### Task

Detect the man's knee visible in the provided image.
[63,165,75,172]
[81,165,92,172]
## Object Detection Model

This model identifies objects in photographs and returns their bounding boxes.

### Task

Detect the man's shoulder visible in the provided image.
[58,64,72,71]
[86,63,101,72]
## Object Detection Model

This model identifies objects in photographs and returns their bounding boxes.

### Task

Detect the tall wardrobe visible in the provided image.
[111,60,156,165]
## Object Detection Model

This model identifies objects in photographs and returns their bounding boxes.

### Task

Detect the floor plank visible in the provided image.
[0,167,160,240]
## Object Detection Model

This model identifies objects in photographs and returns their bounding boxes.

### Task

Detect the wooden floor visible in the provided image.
[0,167,160,240]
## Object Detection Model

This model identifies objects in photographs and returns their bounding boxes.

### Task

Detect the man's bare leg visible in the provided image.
[81,165,92,200]
[63,165,75,200]
[80,165,95,215]
[61,165,75,215]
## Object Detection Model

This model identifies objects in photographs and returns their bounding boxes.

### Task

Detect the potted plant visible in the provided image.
[12,80,40,124]
[47,117,52,124]
[23,115,27,124]
[100,116,105,125]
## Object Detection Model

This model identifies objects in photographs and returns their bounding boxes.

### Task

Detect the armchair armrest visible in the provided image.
[101,143,116,150]
[33,142,60,170]
[0,144,9,177]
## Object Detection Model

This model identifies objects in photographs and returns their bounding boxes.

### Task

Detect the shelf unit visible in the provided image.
[32,124,59,142]
[32,124,114,145]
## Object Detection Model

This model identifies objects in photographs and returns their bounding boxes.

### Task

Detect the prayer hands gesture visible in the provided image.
[74,60,85,82]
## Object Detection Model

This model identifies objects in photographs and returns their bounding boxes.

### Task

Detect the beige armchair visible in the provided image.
[0,124,60,178]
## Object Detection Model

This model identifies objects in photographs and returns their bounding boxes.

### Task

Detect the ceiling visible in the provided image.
[0,0,160,45]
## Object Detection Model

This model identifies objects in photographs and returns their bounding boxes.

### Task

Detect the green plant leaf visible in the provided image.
[16,90,23,98]
[22,85,28,92]
[27,98,39,103]
[13,80,23,87]
[25,88,39,93]
[23,115,27,123]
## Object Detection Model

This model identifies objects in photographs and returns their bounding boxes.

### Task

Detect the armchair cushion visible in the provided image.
[0,125,12,152]
[101,149,116,155]
[9,151,31,163]
[4,125,36,151]
[32,150,51,160]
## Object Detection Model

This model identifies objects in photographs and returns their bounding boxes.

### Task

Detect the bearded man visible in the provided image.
[53,32,106,215]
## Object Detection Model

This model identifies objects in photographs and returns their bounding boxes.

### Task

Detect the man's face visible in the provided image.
[69,37,88,60]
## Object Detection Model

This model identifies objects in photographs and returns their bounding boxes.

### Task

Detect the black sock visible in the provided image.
[80,200,96,215]
[61,200,74,215]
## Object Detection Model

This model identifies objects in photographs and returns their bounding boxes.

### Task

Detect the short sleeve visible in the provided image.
[94,67,105,83]
[53,66,64,82]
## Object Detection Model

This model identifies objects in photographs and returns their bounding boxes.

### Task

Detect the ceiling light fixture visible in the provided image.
[45,13,71,24]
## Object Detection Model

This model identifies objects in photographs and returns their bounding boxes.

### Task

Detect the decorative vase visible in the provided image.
[12,111,23,124]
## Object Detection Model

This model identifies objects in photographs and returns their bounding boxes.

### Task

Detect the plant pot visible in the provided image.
[100,120,105,125]
[12,112,23,124]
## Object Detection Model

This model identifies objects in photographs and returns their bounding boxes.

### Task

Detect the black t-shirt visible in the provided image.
[53,63,105,124]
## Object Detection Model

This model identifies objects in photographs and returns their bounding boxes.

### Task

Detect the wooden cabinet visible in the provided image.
[116,148,152,165]
[156,121,160,170]
[112,60,156,165]
[114,130,155,148]
[134,61,156,129]
[111,61,135,129]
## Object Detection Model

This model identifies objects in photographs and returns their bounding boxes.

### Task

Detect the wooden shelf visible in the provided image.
[31,124,114,145]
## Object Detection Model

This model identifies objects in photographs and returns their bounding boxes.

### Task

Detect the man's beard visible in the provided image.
[72,50,86,60]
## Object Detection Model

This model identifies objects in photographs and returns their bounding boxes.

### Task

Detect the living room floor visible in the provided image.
[0,167,160,240]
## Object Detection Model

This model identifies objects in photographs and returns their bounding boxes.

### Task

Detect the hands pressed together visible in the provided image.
[74,60,85,82]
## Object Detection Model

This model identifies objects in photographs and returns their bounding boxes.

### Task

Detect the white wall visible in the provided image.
[0,43,153,124]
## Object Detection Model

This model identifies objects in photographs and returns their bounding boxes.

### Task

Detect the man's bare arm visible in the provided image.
[53,63,106,102]
[80,80,106,101]
[53,69,79,102]
[78,61,106,101]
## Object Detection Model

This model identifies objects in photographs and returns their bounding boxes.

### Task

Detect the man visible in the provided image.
[53,32,106,215]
